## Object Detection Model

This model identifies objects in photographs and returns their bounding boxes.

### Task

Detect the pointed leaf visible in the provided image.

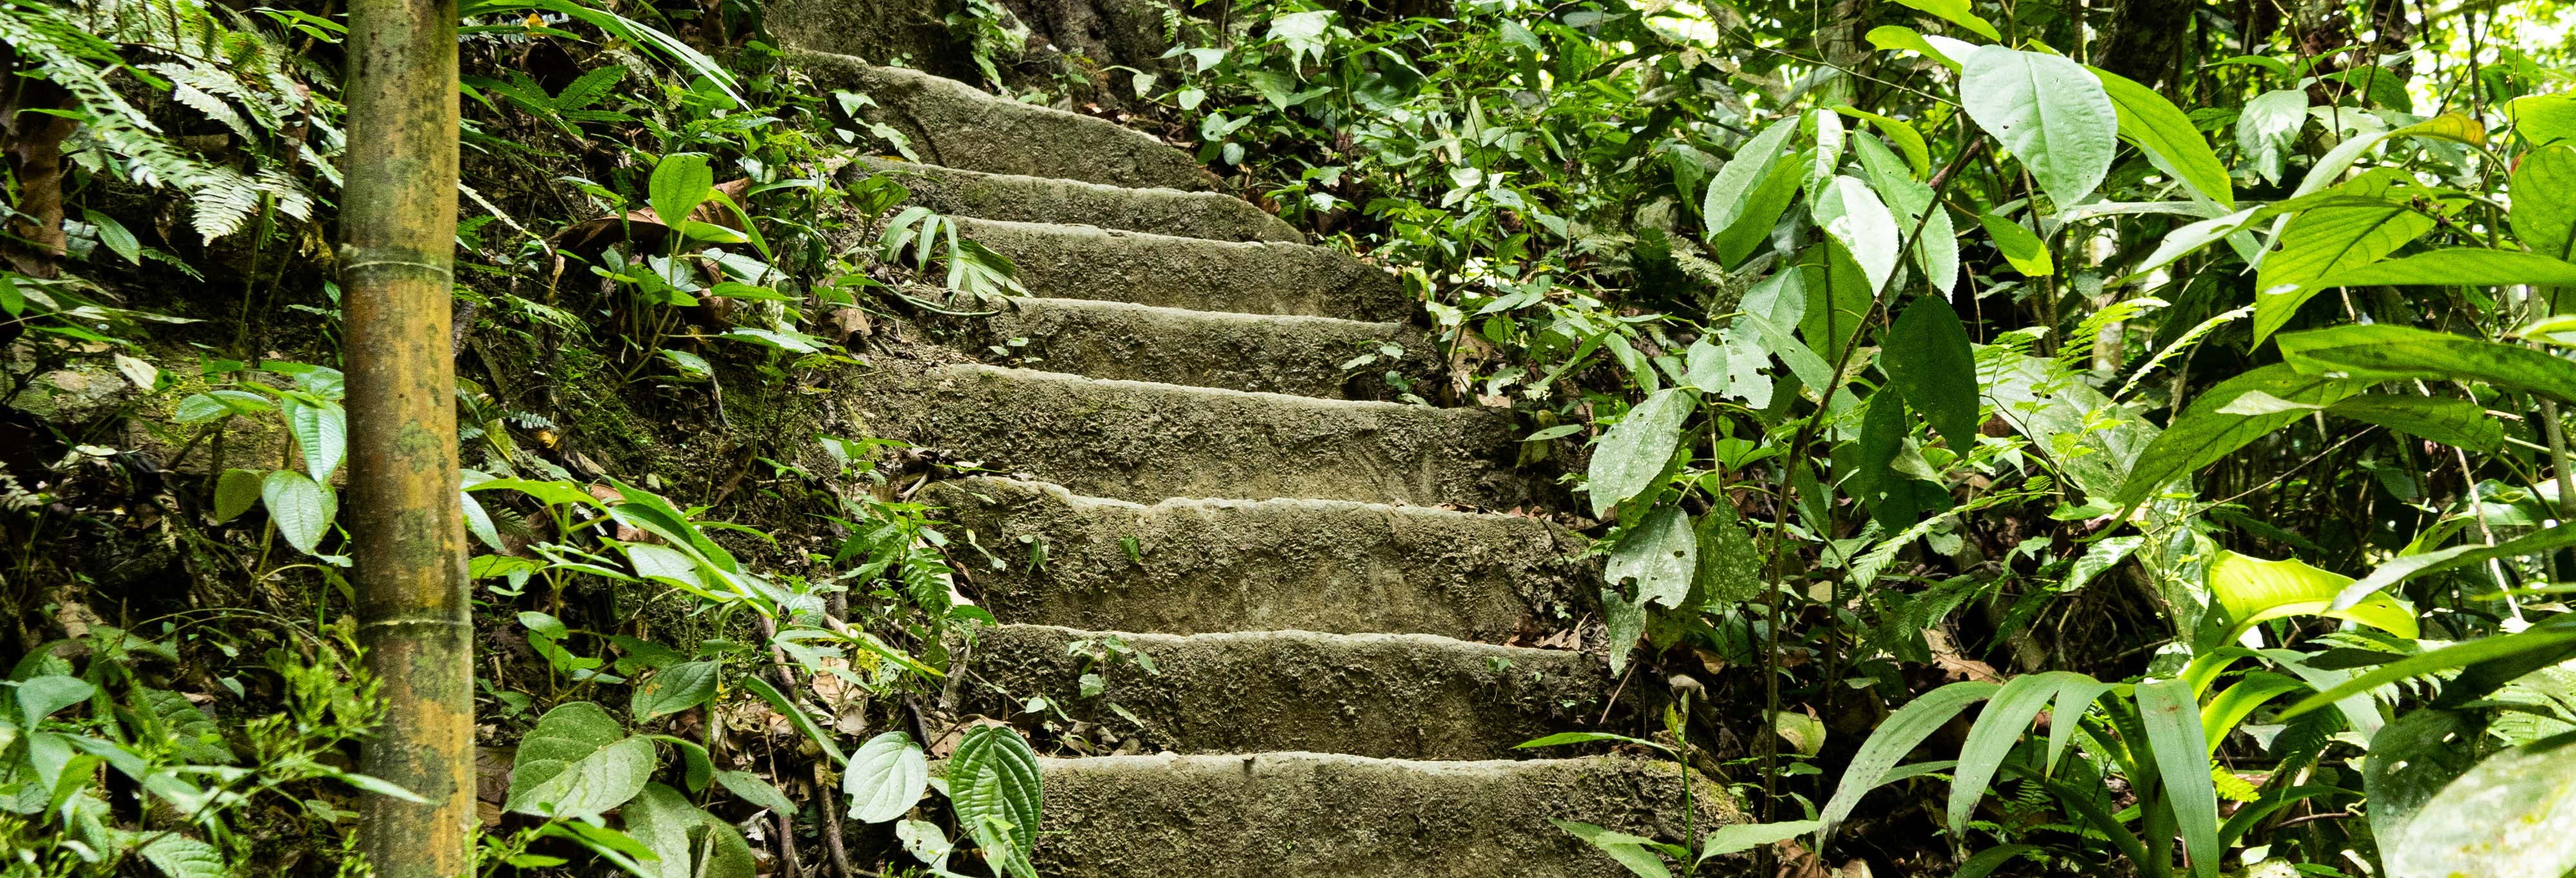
[844,731,929,823]
[1703,117,1799,234]
[260,470,335,556]
[2113,365,2362,506]
[2090,67,2232,207]
[2386,739,2576,878]
[1587,389,1696,517]
[1960,47,2119,208]
[630,660,719,720]
[1947,672,2099,834]
[2514,144,2576,260]
[2309,248,2576,290]
[1819,682,2000,841]
[2135,678,2220,878]
[1606,506,1696,609]
[506,701,653,818]
[1980,214,2053,276]
[1886,295,1981,453]
[949,725,1042,878]
[1815,176,1900,294]
[2277,323,2576,404]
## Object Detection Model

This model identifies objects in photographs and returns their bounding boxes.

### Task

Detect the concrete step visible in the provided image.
[857,363,1535,507]
[954,218,1412,322]
[793,51,1213,192]
[848,157,1300,243]
[1026,752,1738,878]
[963,624,1605,759]
[926,477,1588,642]
[933,296,1438,400]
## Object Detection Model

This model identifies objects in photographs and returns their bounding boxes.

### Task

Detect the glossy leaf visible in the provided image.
[2090,67,2232,207]
[1696,820,1819,863]
[2512,144,2576,260]
[844,731,929,823]
[506,701,654,818]
[2387,740,2576,878]
[1586,389,1695,517]
[1886,295,1981,453]
[648,153,715,229]
[1818,681,2000,841]
[2254,179,2436,343]
[2277,324,2576,404]
[1893,0,1999,39]
[2334,522,2576,610]
[630,660,718,720]
[2324,394,2502,453]
[949,725,1043,878]
[260,470,335,556]
[1960,47,2119,208]
[1979,214,2052,276]
[1605,505,1695,609]
[1702,117,1797,235]
[2134,678,2220,878]
[2208,550,2418,644]
[1947,672,2103,834]
[2310,248,2576,289]
[1815,176,1898,294]
[2113,365,2360,506]
[2237,89,2308,185]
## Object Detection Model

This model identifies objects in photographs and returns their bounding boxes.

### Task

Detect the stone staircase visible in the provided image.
[797,49,1736,877]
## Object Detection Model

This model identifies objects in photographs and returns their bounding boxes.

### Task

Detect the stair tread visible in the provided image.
[849,157,1300,243]
[934,295,1437,399]
[792,51,1213,191]
[929,475,1587,641]
[858,363,1535,507]
[949,216,1412,321]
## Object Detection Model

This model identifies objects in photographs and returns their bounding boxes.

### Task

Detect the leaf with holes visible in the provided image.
[630,660,718,720]
[1586,389,1695,517]
[1605,506,1695,609]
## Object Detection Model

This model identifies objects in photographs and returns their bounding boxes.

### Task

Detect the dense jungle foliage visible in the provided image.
[8,0,2576,875]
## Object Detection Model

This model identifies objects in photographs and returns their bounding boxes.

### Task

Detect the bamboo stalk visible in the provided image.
[342,0,470,872]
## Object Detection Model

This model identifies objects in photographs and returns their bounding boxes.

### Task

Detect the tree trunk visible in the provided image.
[3,70,79,279]
[2093,0,2196,93]
[342,0,471,870]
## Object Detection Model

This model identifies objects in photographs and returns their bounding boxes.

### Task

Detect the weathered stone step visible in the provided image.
[965,624,1605,759]
[1027,752,1736,878]
[936,296,1437,399]
[847,157,1298,243]
[926,477,1587,640]
[954,218,1411,321]
[792,52,1213,192]
[858,363,1534,507]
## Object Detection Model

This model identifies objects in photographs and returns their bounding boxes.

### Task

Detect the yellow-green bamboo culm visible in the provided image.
[341,0,471,870]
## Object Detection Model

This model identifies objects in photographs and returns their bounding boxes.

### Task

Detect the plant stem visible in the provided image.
[343,0,471,869]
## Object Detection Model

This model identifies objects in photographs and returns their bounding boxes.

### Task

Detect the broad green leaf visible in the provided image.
[630,660,718,720]
[2324,394,2502,453]
[2113,365,2362,506]
[1550,819,1672,878]
[1817,681,2000,841]
[1601,586,1646,676]
[2254,177,2438,343]
[173,389,274,423]
[468,477,608,510]
[1835,106,1929,176]
[2125,206,2260,281]
[2309,248,2576,289]
[1960,47,2119,209]
[1978,214,2052,276]
[1702,117,1797,235]
[655,735,713,792]
[1815,176,1899,294]
[648,153,715,229]
[1947,672,2102,834]
[2513,144,2576,261]
[139,833,226,878]
[1851,134,1956,296]
[2333,522,2576,610]
[1586,389,1695,517]
[1886,295,1981,453]
[1799,243,1876,363]
[714,770,797,814]
[460,489,504,552]
[624,782,757,878]
[15,675,94,726]
[2387,740,2576,878]
[2277,324,2576,404]
[1696,820,1819,863]
[2089,67,2233,207]
[506,701,654,818]
[2391,112,2486,145]
[1807,110,1846,196]
[844,731,929,823]
[1694,503,1762,606]
[1892,0,2000,40]
[2134,678,2220,878]
[212,468,262,524]
[1518,730,1667,751]
[1606,506,1695,608]
[2237,89,2309,186]
[2508,93,2576,147]
[281,397,346,482]
[1714,154,1804,267]
[2364,709,2483,856]
[1953,845,2042,878]
[1865,25,1959,70]
[260,470,335,556]
[2199,673,2307,753]
[949,725,1043,878]
[2208,550,2418,644]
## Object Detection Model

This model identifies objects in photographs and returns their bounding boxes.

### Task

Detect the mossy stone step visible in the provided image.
[1026,752,1737,878]
[961,624,1605,759]
[855,363,1535,507]
[848,157,1299,243]
[938,296,1436,399]
[925,477,1587,641]
[792,51,1213,192]
[952,217,1411,321]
